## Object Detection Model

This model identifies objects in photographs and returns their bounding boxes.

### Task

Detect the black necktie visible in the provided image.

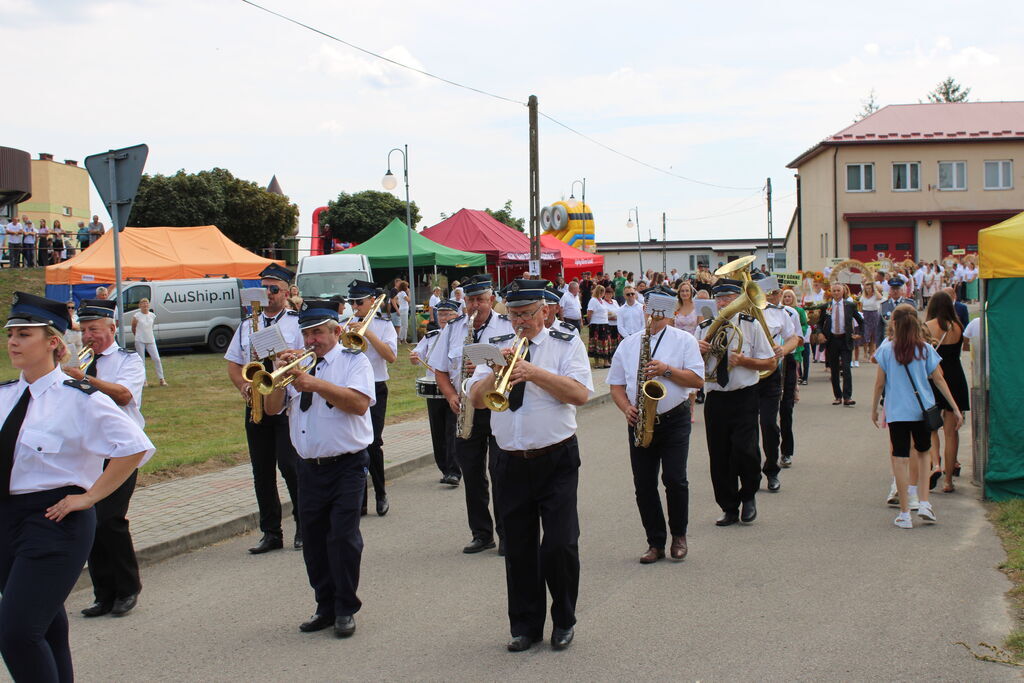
[507,342,531,412]
[86,356,98,377]
[715,354,730,388]
[300,359,322,412]
[0,387,32,498]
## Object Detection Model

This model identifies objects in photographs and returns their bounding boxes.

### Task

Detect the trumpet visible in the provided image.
[252,347,317,396]
[483,332,530,412]
[78,346,95,372]
[341,294,387,352]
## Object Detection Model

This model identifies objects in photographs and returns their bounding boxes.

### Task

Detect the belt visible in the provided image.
[655,402,690,422]
[305,451,361,466]
[505,435,574,459]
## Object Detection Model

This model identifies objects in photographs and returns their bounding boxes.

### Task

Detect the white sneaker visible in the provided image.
[917,501,936,523]
[886,480,899,507]
[852,360,860,367]
[908,491,920,511]
[894,512,913,529]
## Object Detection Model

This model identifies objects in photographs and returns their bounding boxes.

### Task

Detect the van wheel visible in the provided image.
[207,326,232,353]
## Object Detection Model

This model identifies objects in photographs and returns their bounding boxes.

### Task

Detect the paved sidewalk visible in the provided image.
[123,368,611,568]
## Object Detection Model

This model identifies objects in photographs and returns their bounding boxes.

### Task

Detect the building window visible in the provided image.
[892,162,920,191]
[61,206,72,216]
[938,161,967,191]
[774,252,787,269]
[846,163,874,192]
[985,160,1013,190]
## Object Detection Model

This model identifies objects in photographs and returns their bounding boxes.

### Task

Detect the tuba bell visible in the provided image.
[714,256,776,379]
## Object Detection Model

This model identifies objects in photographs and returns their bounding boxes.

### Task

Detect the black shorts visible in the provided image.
[888,421,931,458]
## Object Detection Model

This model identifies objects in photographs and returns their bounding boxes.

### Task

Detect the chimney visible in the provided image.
[39,153,54,161]
[64,159,78,166]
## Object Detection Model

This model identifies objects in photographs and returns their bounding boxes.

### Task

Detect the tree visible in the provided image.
[484,199,525,233]
[320,190,421,244]
[855,88,880,121]
[926,77,971,103]
[130,168,298,250]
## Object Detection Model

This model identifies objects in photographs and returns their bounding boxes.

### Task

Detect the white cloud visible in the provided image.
[304,44,432,89]
[863,43,880,56]
[950,46,1000,67]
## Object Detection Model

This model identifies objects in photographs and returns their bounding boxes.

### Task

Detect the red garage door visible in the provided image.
[940,221,990,257]
[849,223,915,262]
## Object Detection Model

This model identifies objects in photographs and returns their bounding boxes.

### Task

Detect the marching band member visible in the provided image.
[262,298,376,639]
[345,280,397,516]
[751,274,801,491]
[879,277,915,340]
[224,264,303,554]
[0,292,153,682]
[63,299,146,618]
[467,279,592,652]
[542,286,579,337]
[410,300,461,486]
[608,287,704,564]
[774,288,804,468]
[427,274,515,554]
[695,279,776,526]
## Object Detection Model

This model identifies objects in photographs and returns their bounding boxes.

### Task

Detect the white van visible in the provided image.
[295,253,373,309]
[112,278,243,353]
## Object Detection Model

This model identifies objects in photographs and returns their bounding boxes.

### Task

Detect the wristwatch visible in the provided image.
[662,369,673,378]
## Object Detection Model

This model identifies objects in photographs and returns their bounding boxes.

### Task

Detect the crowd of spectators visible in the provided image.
[1,214,106,267]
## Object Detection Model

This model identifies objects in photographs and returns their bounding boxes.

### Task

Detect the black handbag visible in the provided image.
[903,363,944,431]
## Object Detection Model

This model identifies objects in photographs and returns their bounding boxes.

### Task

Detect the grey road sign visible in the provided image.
[85,144,148,231]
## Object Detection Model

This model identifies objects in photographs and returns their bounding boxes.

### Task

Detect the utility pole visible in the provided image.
[528,95,541,273]
[662,212,667,274]
[795,174,803,271]
[766,177,774,271]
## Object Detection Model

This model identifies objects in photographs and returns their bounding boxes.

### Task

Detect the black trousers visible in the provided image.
[628,406,692,547]
[780,355,798,457]
[455,409,502,542]
[23,244,35,268]
[496,437,580,639]
[297,452,367,619]
[826,339,853,400]
[757,371,783,477]
[0,487,95,683]
[425,398,459,478]
[704,385,761,513]
[800,345,810,379]
[88,466,141,603]
[365,381,388,501]
[244,407,300,536]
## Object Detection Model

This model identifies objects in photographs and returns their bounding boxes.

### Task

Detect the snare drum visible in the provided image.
[416,377,444,399]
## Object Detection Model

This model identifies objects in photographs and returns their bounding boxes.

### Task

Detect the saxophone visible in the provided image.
[242,301,264,424]
[455,310,479,440]
[633,313,667,448]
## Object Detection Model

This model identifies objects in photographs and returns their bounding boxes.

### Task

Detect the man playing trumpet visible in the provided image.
[262,298,377,639]
[608,287,704,564]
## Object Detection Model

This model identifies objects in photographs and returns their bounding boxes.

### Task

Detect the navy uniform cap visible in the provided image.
[347,279,381,300]
[712,278,743,296]
[645,284,677,299]
[542,286,561,305]
[260,263,294,284]
[6,291,71,334]
[298,298,341,330]
[504,279,550,308]
[435,299,461,312]
[77,298,117,321]
[887,277,905,287]
[462,274,494,296]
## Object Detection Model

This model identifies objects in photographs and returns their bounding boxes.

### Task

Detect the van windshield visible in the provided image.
[297,272,365,299]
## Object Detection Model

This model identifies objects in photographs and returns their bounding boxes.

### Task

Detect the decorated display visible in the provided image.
[540,200,596,253]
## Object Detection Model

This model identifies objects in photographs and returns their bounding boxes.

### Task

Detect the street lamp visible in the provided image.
[382,144,416,343]
[627,207,642,274]
[567,178,586,251]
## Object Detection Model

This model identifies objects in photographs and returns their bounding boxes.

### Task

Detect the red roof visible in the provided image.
[788,101,1024,168]
[422,209,561,262]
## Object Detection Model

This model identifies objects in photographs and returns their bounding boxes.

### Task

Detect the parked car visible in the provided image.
[295,252,373,318]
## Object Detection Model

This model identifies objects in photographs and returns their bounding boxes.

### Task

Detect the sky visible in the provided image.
[4,0,1024,250]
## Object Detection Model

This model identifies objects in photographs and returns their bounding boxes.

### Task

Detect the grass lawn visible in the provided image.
[0,268,428,478]
[989,500,1024,660]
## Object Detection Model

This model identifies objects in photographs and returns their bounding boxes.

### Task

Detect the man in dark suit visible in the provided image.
[821,283,864,406]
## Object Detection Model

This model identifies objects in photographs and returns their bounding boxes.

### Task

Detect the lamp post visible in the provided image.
[626,207,642,274]
[568,178,586,251]
[382,144,416,343]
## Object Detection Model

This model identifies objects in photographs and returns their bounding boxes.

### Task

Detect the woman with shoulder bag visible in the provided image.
[924,292,970,492]
[871,304,961,529]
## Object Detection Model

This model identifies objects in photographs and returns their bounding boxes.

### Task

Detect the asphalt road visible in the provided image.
[58,363,1015,681]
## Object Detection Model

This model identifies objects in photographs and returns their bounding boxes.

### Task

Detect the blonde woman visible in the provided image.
[131,298,166,386]
[586,284,612,367]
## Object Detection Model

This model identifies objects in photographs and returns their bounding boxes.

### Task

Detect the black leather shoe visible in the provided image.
[293,531,303,550]
[299,613,334,632]
[551,626,574,650]
[248,533,284,554]
[715,511,739,527]
[110,593,138,616]
[741,499,757,524]
[376,496,389,516]
[463,537,496,554]
[334,615,356,638]
[507,635,540,652]
[443,474,461,487]
[767,475,781,492]
[81,601,113,618]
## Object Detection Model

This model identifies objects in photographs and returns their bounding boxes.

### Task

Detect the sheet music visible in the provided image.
[251,326,289,359]
[241,288,269,306]
[462,343,508,368]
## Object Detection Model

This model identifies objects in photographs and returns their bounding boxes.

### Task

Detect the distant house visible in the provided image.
[785,102,1024,272]
[597,237,778,276]
[15,152,90,228]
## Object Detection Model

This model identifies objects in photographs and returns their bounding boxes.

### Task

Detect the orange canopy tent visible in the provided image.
[45,225,283,301]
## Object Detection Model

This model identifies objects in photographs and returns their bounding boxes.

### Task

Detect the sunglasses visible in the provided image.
[264,285,282,294]
[626,293,637,296]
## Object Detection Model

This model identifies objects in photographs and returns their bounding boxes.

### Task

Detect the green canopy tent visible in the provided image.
[341,218,486,269]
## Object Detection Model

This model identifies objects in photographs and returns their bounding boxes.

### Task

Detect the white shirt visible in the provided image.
[3,366,155,495]
[616,301,646,337]
[356,315,397,382]
[860,294,882,312]
[963,317,980,340]
[608,325,705,410]
[133,310,157,343]
[428,294,441,310]
[587,298,609,324]
[763,304,799,344]
[559,291,582,319]
[914,267,926,287]
[224,308,303,366]
[604,299,620,327]
[278,344,376,459]
[468,327,593,450]
[6,223,22,244]
[93,342,147,429]
[427,311,517,377]
[696,313,775,392]
[808,289,826,304]
[395,290,410,312]
[413,328,443,380]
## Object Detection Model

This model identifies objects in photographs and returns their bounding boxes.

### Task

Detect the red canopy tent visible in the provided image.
[540,234,604,281]
[421,209,562,285]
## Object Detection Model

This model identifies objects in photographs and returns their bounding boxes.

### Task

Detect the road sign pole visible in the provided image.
[108,153,126,346]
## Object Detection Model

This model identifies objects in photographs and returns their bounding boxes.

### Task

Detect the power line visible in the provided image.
[239,0,764,192]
